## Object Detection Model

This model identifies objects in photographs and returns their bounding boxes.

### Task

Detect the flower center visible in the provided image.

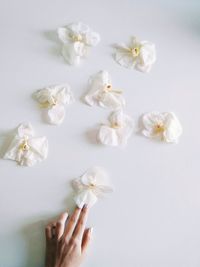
[103,84,122,94]
[19,140,30,151]
[131,47,140,57]
[154,123,165,134]
[71,33,83,42]
[103,84,112,92]
[111,122,121,129]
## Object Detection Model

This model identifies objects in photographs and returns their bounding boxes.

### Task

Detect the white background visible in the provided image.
[0,0,200,266]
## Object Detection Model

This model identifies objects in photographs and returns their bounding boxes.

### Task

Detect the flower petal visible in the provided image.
[74,189,98,208]
[98,125,119,146]
[62,43,86,65]
[163,113,183,143]
[85,31,100,46]
[47,105,65,125]
[114,47,135,69]
[57,27,70,43]
[81,166,110,186]
[17,123,34,138]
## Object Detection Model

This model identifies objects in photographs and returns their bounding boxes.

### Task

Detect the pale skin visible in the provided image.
[45,205,92,267]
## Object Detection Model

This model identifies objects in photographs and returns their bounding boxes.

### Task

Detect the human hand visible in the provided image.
[45,205,92,267]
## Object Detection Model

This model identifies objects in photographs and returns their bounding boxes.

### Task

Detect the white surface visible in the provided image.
[0,0,200,266]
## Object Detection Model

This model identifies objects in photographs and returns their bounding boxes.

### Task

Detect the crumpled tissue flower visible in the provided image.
[141,111,183,143]
[34,84,74,125]
[84,70,126,109]
[72,166,113,208]
[3,123,48,166]
[97,109,134,147]
[114,36,156,73]
[57,22,100,65]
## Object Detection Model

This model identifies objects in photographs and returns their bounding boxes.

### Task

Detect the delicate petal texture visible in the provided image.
[84,70,125,109]
[33,84,74,125]
[97,109,134,147]
[142,111,183,143]
[72,166,113,208]
[114,36,156,73]
[3,123,48,166]
[47,105,66,125]
[57,22,100,65]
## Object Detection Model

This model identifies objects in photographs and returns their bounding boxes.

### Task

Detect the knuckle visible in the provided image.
[71,237,79,246]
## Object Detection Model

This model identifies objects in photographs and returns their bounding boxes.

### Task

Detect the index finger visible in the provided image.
[72,204,89,241]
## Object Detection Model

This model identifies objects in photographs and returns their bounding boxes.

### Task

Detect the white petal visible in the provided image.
[74,189,98,208]
[33,88,52,104]
[62,43,86,65]
[85,31,100,46]
[57,27,69,43]
[81,166,110,186]
[114,47,135,69]
[47,105,65,125]
[163,113,183,143]
[17,123,34,138]
[140,42,156,66]
[67,22,90,34]
[3,136,22,161]
[28,137,48,160]
[53,84,75,105]
[98,125,119,146]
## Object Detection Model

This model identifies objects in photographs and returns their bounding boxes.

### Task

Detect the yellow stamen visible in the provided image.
[130,47,140,57]
[111,122,121,129]
[19,140,30,151]
[103,84,122,94]
[154,124,165,134]
[71,34,83,42]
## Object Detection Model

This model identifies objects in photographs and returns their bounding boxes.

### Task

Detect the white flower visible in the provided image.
[34,84,74,125]
[142,112,183,143]
[97,109,134,147]
[57,22,100,65]
[3,123,48,167]
[114,36,156,73]
[72,166,113,208]
[84,70,126,109]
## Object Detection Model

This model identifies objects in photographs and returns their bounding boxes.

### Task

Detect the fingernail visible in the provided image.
[89,227,93,235]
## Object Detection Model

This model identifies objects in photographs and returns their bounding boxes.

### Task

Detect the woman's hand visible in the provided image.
[45,205,92,267]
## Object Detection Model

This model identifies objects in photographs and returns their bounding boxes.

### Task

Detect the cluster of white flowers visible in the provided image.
[1,21,184,209]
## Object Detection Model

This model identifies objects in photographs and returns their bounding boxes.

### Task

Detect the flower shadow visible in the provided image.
[85,126,100,145]
[0,128,17,158]
[43,30,62,59]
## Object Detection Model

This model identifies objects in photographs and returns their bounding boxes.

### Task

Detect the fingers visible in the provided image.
[56,212,68,240]
[63,206,81,242]
[81,227,93,253]
[45,225,52,241]
[45,222,56,241]
[72,204,89,242]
